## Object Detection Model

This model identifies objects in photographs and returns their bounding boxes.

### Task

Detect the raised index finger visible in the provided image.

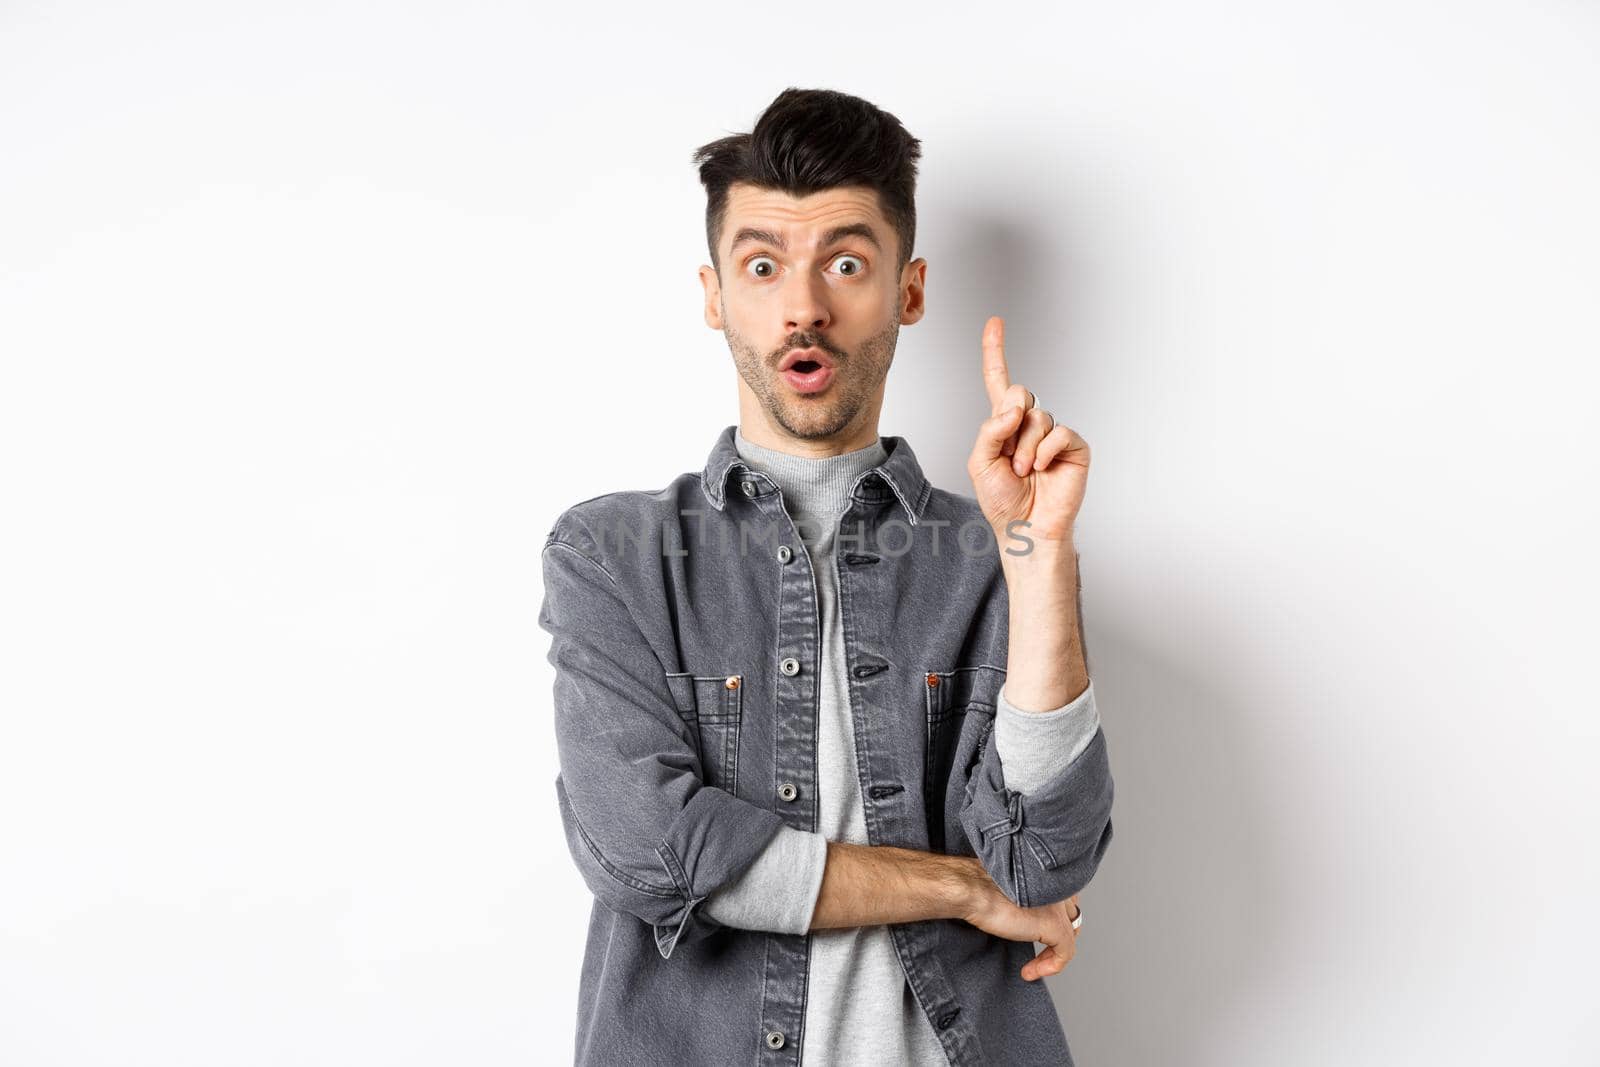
[982,315,1011,413]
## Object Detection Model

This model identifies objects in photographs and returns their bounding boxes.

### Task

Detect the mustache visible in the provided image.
[772,338,844,364]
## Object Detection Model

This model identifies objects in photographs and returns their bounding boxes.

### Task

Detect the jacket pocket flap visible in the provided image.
[926,663,1007,721]
[664,672,745,722]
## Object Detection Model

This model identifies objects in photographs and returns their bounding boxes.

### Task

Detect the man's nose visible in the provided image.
[784,271,831,333]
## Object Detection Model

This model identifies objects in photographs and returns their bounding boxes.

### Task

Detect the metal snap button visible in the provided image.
[776,545,792,563]
[926,673,940,687]
[764,1030,786,1050]
[741,480,758,496]
[724,675,740,690]
[780,657,800,676]
[778,783,798,802]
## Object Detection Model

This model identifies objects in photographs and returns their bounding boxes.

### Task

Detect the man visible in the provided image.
[539,87,1114,1065]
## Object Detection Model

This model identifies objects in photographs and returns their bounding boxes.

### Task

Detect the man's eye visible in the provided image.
[832,255,866,277]
[746,256,777,278]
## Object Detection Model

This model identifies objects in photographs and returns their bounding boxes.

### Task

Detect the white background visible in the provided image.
[3,1,1596,1063]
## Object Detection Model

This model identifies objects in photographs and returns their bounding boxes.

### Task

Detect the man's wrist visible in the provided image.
[1000,530,1077,574]
[935,854,991,922]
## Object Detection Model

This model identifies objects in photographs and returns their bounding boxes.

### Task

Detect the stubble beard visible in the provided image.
[725,307,899,441]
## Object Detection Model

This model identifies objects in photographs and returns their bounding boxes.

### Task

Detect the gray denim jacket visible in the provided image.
[539,424,1115,1066]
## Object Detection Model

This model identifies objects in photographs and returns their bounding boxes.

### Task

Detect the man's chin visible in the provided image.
[772,401,855,441]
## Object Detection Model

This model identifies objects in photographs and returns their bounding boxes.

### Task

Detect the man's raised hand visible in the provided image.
[967,316,1091,545]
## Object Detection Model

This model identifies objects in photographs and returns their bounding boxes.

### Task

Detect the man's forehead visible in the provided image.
[722,183,888,242]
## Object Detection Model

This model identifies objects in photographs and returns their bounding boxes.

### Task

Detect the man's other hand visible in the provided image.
[955,856,1082,982]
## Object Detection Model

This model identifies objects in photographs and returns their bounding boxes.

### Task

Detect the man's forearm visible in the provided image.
[808,841,986,929]
[1001,537,1089,711]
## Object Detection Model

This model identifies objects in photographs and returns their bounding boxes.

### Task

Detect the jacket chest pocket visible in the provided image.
[664,671,745,795]
[923,664,1005,854]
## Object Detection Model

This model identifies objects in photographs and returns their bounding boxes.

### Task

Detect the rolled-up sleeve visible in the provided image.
[541,534,786,959]
[700,824,828,934]
[992,681,1102,794]
[957,682,1114,908]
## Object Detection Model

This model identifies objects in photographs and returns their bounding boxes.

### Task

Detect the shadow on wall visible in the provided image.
[1046,613,1287,1067]
[908,205,1289,1066]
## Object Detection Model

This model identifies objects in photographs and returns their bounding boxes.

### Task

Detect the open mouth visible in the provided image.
[780,355,835,394]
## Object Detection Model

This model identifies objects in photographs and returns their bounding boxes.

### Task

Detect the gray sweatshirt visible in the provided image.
[701,427,1101,1065]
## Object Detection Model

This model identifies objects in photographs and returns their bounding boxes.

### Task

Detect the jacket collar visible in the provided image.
[699,423,933,526]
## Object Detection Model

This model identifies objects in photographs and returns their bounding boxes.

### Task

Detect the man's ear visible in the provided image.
[899,257,928,326]
[698,265,723,329]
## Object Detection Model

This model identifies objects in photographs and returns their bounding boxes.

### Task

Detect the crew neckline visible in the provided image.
[733,426,888,531]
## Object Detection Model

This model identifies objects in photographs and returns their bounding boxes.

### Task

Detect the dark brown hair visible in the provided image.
[691,88,923,275]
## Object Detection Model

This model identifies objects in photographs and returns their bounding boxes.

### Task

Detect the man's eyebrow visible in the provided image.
[821,222,882,250]
[728,222,883,255]
[729,227,787,253]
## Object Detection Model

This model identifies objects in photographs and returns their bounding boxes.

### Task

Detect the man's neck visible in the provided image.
[734,416,881,459]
